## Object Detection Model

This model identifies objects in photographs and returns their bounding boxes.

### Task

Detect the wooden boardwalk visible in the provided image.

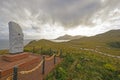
[0,54,62,80]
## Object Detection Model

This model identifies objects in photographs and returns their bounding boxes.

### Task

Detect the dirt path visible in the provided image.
[80,48,120,59]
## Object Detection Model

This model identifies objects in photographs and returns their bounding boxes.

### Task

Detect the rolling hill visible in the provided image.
[68,29,120,56]
[24,29,120,56]
[55,34,84,40]
[69,29,120,45]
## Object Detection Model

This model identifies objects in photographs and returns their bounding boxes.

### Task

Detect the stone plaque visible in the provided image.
[9,21,24,53]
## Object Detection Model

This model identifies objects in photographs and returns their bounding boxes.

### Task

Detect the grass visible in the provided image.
[0,50,8,55]
[46,51,120,80]
[23,39,120,80]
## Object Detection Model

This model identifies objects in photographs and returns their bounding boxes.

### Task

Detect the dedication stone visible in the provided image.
[9,21,24,53]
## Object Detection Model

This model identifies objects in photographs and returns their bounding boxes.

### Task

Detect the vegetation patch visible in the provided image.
[46,52,120,80]
[108,42,120,48]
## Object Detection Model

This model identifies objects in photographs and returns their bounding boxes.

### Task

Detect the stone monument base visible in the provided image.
[2,53,29,62]
[0,52,40,78]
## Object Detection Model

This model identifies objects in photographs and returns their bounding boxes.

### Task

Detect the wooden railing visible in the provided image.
[6,49,62,80]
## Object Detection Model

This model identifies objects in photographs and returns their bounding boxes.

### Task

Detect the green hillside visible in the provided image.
[24,30,120,80]
[68,29,120,56]
[69,30,120,44]
[24,39,77,55]
[24,30,120,56]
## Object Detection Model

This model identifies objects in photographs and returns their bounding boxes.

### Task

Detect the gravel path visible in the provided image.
[80,48,120,59]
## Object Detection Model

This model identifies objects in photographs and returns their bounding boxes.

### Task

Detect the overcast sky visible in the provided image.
[0,0,120,39]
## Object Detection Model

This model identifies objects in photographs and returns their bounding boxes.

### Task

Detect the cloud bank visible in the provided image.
[0,0,120,39]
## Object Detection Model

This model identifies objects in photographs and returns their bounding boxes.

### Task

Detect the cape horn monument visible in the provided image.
[0,22,41,79]
[9,21,24,53]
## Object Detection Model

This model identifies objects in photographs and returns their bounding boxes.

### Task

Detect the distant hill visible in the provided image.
[93,29,120,39]
[68,29,120,49]
[67,29,120,56]
[26,39,55,47]
[70,29,120,42]
[26,29,120,49]
[24,29,120,56]
[55,34,84,40]
[26,30,120,47]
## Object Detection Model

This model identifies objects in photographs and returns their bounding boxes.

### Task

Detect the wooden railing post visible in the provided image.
[13,66,18,80]
[54,55,56,65]
[42,56,45,74]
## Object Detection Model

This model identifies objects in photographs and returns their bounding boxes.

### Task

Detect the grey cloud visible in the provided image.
[0,0,120,39]
[40,0,102,27]
[0,0,102,28]
[0,0,119,28]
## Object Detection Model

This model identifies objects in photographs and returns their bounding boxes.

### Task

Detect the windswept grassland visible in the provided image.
[23,38,120,80]
[24,30,120,80]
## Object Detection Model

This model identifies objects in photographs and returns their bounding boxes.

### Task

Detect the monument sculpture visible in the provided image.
[9,21,24,53]
[0,21,40,79]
